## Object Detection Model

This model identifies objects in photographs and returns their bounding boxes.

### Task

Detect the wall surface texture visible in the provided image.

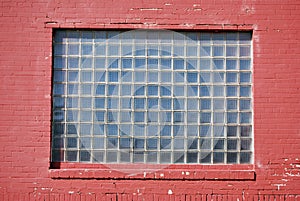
[0,0,300,200]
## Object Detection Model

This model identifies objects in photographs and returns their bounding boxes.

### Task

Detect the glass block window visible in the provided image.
[52,30,253,164]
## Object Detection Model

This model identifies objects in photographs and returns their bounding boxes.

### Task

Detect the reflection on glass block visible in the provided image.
[67,124,77,135]
[107,125,118,136]
[161,125,171,136]
[121,45,132,56]
[187,125,198,136]
[120,112,131,122]
[200,152,211,163]
[200,86,210,96]
[82,44,93,56]
[214,139,224,150]
[148,98,158,109]
[134,138,145,149]
[108,45,119,56]
[174,46,184,56]
[200,138,211,150]
[161,72,171,82]
[147,125,158,136]
[200,59,210,70]
[160,138,171,149]
[188,138,198,149]
[135,58,145,68]
[212,33,225,44]
[174,138,185,149]
[106,151,118,163]
[54,57,66,69]
[108,85,118,96]
[213,46,224,57]
[67,110,78,122]
[108,72,118,82]
[68,84,78,95]
[213,59,224,70]
[173,125,184,137]
[135,72,145,82]
[53,123,64,135]
[95,45,106,56]
[68,58,79,69]
[68,44,79,55]
[161,86,171,96]
[187,112,198,123]
[148,72,158,82]
[187,72,198,83]
[161,112,171,123]
[241,139,251,150]
[161,99,172,110]
[81,58,92,69]
[200,126,211,137]
[120,152,131,163]
[174,72,184,83]
[93,138,104,149]
[213,86,224,97]
[200,46,211,57]
[187,99,198,110]
[93,151,104,163]
[53,97,64,109]
[200,72,211,83]
[187,59,197,70]
[121,85,131,96]
[174,112,183,123]
[134,85,144,96]
[187,46,197,57]
[52,138,64,149]
[81,84,92,95]
[174,151,185,163]
[95,58,105,69]
[80,124,92,135]
[54,71,65,82]
[227,99,237,110]
[120,124,131,136]
[107,111,118,122]
[214,112,224,123]
[161,58,172,69]
[146,152,157,163]
[147,138,158,150]
[107,137,118,149]
[173,98,184,110]
[213,126,224,137]
[80,138,91,149]
[213,99,224,110]
[54,31,67,43]
[160,152,171,163]
[95,71,106,82]
[174,86,184,96]
[213,72,224,83]
[52,150,64,162]
[94,124,105,135]
[120,138,131,149]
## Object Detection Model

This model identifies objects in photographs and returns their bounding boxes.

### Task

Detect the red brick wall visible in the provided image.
[0,0,300,200]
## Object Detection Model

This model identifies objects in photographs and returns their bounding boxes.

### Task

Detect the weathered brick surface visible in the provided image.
[0,0,300,200]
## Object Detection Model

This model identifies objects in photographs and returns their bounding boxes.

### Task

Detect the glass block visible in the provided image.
[212,33,225,44]
[226,59,237,70]
[134,72,145,82]
[121,72,132,83]
[66,151,78,162]
[200,126,211,137]
[174,46,184,56]
[227,139,238,150]
[213,59,224,70]
[134,45,146,56]
[107,137,118,149]
[227,99,237,110]
[93,151,104,163]
[240,59,251,70]
[81,44,93,56]
[187,112,198,123]
[54,57,66,69]
[133,138,144,149]
[53,71,65,82]
[94,58,106,69]
[52,150,64,162]
[200,138,211,150]
[187,85,198,96]
[68,44,79,55]
[161,86,171,96]
[133,151,144,162]
[227,86,238,97]
[173,59,184,70]
[213,46,224,56]
[148,86,158,96]
[187,152,198,163]
[68,31,80,42]
[200,46,211,57]
[240,126,252,137]
[213,112,224,123]
[200,85,211,96]
[213,99,224,110]
[213,152,224,163]
[200,72,211,83]
[82,57,92,68]
[161,111,172,123]
[94,124,105,135]
[121,44,133,56]
[134,85,144,96]
[226,33,238,44]
[240,112,252,124]
[213,126,224,137]
[226,72,238,83]
[173,152,184,163]
[240,72,251,83]
[135,58,146,68]
[241,139,252,150]
[160,152,171,163]
[240,99,251,110]
[53,110,64,122]
[146,152,157,163]
[67,97,79,108]
[173,98,184,110]
[107,98,119,109]
[161,58,172,69]
[213,86,224,97]
[227,126,237,137]
[134,98,145,109]
[200,59,211,70]
[147,138,158,150]
[173,125,184,137]
[67,124,78,135]
[173,138,185,149]
[148,98,159,109]
[53,97,64,109]
[147,58,158,69]
[107,111,118,122]
[227,112,238,124]
[240,152,251,163]
[160,138,171,149]
[227,152,238,163]
[108,72,118,82]
[187,125,199,137]
[67,84,78,95]
[106,151,118,163]
[173,112,184,123]
[80,138,91,149]
[161,99,172,110]
[161,125,171,137]
[120,124,131,136]
[226,46,238,57]
[108,45,119,56]
[200,152,211,163]
[107,125,118,136]
[121,98,131,109]
[95,45,106,56]
[67,137,77,148]
[68,58,79,69]
[161,72,171,83]
[67,110,78,122]
[187,99,198,110]
[186,59,197,70]
[53,84,65,95]
[213,139,224,150]
[240,46,251,57]
[108,85,118,96]
[200,112,211,123]
[119,138,131,149]
[200,33,211,43]
[53,123,64,135]
[134,112,145,122]
[174,86,185,96]
[160,45,172,56]
[93,138,104,149]
[147,125,158,136]
[148,72,158,82]
[108,59,120,69]
[80,84,92,95]
[187,72,198,83]
[188,138,198,149]
[120,152,131,163]
[54,31,67,43]
[213,72,224,83]
[80,123,92,135]
[52,138,64,149]
[187,46,197,57]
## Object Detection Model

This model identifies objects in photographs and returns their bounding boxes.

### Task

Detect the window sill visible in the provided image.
[49,163,255,181]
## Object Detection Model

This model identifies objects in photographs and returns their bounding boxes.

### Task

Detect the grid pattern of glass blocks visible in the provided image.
[52,30,253,164]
